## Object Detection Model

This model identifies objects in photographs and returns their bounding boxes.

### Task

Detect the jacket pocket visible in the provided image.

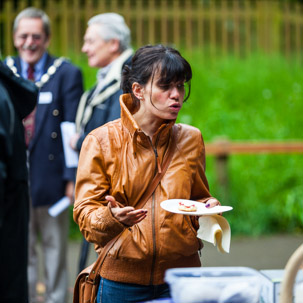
[108,225,149,261]
[159,212,201,261]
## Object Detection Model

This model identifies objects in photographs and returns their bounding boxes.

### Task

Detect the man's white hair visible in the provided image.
[13,7,51,37]
[88,13,131,52]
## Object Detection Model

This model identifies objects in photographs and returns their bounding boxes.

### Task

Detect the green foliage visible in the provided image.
[69,50,303,238]
[68,53,97,90]
[179,51,303,140]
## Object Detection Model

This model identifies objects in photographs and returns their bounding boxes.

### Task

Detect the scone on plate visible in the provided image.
[178,201,197,212]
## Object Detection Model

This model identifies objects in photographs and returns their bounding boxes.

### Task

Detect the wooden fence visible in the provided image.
[1,0,303,62]
[205,140,303,200]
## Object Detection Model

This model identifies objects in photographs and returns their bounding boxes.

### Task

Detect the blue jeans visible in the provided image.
[96,277,171,303]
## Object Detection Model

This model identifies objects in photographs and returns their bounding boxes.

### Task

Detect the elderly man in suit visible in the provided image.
[68,12,133,273]
[70,12,133,151]
[5,7,83,303]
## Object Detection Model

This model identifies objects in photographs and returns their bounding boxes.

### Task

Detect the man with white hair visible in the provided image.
[69,12,133,272]
[70,12,133,151]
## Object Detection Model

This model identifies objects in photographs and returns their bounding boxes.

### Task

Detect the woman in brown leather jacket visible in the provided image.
[73,44,220,303]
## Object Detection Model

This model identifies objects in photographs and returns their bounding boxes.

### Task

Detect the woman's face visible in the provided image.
[139,73,186,121]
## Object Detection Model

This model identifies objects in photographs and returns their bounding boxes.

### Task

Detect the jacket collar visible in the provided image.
[120,93,175,155]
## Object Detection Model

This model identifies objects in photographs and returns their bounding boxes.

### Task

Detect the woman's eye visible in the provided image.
[159,85,170,90]
[158,83,185,91]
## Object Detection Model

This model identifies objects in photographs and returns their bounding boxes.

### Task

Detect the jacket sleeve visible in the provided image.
[61,66,84,180]
[0,84,13,228]
[73,133,125,247]
[189,131,214,230]
[190,131,213,204]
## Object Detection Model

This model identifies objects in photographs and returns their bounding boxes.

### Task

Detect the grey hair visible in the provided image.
[88,13,131,52]
[13,7,51,37]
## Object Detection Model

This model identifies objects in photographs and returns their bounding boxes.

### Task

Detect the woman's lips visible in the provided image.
[169,103,181,111]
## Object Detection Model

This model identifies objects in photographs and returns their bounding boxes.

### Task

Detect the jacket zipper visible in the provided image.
[148,135,161,285]
[150,193,156,285]
[152,145,162,173]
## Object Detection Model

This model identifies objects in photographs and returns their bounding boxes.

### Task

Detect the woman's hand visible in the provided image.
[205,198,222,215]
[106,195,148,227]
[205,198,221,208]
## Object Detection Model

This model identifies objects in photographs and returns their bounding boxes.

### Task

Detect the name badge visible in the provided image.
[39,92,53,104]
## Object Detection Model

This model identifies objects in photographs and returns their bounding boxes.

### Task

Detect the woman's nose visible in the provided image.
[170,86,180,99]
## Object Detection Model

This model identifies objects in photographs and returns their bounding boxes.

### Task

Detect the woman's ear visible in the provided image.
[132,82,144,100]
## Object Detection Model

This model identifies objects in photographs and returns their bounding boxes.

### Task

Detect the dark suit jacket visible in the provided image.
[9,53,83,207]
[76,84,123,150]
[75,54,132,151]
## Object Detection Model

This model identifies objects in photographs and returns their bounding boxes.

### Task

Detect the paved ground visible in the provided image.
[200,233,303,270]
[36,234,302,302]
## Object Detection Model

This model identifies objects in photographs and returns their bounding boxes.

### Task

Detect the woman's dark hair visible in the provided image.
[121,44,192,104]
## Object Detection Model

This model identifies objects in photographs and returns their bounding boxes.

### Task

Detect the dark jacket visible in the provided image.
[74,93,213,285]
[0,61,38,302]
[75,49,132,150]
[6,54,83,207]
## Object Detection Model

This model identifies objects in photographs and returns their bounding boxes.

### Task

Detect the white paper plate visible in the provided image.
[160,199,233,216]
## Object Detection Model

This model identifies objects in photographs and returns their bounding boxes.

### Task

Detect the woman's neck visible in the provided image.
[133,110,164,138]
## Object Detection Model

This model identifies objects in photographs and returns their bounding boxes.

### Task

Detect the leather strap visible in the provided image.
[84,125,179,284]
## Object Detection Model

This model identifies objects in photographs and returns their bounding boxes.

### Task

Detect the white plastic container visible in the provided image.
[259,269,303,303]
[164,267,262,303]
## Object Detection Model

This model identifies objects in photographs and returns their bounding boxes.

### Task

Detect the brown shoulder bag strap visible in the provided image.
[84,125,179,284]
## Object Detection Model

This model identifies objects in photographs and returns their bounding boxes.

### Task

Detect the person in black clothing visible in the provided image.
[0,61,38,303]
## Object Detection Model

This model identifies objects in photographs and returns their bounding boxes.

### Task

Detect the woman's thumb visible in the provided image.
[105,195,118,208]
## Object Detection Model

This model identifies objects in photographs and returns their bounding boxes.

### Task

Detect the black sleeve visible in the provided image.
[0,82,14,228]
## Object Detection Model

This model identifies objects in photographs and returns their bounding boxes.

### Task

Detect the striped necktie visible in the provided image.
[23,65,37,147]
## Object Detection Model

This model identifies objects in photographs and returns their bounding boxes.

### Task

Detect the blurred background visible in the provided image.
[1,0,302,238]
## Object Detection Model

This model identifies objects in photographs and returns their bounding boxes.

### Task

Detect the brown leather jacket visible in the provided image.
[74,93,213,285]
